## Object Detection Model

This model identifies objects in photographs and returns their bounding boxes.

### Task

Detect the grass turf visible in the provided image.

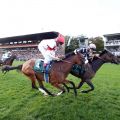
[0,61,120,120]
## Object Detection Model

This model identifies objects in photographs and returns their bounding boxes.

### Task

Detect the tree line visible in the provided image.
[65,35,104,53]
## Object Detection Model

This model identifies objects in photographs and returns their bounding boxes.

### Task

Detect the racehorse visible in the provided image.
[2,50,84,96]
[0,55,17,66]
[70,49,119,93]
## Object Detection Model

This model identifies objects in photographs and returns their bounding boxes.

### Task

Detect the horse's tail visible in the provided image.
[2,64,23,74]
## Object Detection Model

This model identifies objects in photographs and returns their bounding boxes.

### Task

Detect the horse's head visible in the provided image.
[4,54,17,66]
[100,49,119,64]
[9,55,17,60]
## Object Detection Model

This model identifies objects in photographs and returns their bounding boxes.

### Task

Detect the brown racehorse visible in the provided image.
[70,49,119,93]
[0,55,17,66]
[2,50,84,96]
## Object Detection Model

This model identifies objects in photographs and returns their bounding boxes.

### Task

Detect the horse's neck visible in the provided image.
[5,58,14,65]
[91,58,105,72]
[54,57,75,73]
[63,57,75,69]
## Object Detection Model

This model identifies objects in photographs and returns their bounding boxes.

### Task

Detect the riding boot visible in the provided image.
[44,64,49,83]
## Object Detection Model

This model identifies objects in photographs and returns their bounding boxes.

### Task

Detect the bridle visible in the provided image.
[96,56,106,63]
[60,59,72,64]
[96,52,116,63]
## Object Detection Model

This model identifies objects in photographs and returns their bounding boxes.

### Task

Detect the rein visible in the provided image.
[60,59,72,64]
[96,56,106,63]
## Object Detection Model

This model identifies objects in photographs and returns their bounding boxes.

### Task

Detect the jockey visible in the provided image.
[38,33,65,82]
[80,43,96,64]
[1,51,12,62]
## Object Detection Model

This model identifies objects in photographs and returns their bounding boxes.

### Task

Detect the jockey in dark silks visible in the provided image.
[80,43,96,64]
[71,43,96,75]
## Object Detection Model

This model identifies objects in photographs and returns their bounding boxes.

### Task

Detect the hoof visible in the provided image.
[32,86,38,90]
[56,91,65,96]
[81,90,88,93]
[38,88,48,96]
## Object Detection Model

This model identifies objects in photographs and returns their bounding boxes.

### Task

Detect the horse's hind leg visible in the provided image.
[81,80,94,93]
[25,74,38,90]
[77,80,84,89]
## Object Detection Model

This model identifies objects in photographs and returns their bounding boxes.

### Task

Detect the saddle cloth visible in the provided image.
[33,59,52,83]
[33,59,45,73]
[71,64,85,75]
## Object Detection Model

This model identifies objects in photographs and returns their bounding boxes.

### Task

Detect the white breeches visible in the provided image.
[38,46,55,64]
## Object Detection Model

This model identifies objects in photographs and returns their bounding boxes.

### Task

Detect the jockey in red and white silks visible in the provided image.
[38,34,65,66]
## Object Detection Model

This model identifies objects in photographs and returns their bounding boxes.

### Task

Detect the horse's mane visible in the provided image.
[64,51,75,59]
[53,51,75,63]
[91,50,108,62]
[92,56,99,62]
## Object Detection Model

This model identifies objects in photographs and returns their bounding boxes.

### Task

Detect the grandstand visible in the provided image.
[104,33,120,56]
[0,31,65,60]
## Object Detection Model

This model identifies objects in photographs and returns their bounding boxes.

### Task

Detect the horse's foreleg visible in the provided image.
[51,83,65,96]
[81,80,94,93]
[64,79,77,96]
[37,80,55,96]
[68,81,77,96]
[62,83,69,93]
[39,86,56,96]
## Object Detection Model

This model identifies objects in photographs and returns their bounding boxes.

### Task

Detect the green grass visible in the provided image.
[0,61,120,120]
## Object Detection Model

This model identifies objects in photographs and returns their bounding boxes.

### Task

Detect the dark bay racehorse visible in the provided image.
[2,51,84,96]
[70,49,119,93]
[0,55,17,66]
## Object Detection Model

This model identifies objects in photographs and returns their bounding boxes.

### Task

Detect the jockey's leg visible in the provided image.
[43,63,50,83]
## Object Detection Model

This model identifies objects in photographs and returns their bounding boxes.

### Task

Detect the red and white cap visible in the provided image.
[56,34,65,44]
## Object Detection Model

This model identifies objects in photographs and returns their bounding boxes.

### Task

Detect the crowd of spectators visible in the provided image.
[108,47,120,56]
[0,49,42,61]
[12,50,42,61]
[0,46,65,61]
[105,40,120,45]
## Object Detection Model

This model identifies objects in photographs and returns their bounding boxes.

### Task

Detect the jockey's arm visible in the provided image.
[49,54,60,60]
[47,51,60,60]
